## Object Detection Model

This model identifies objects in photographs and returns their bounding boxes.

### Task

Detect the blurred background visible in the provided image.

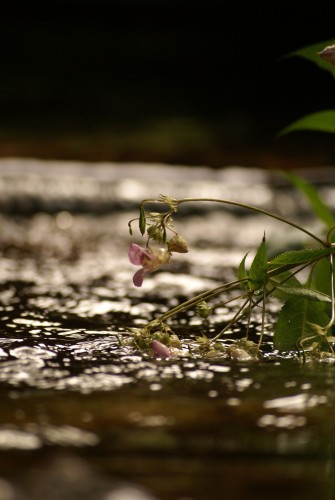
[1,0,335,169]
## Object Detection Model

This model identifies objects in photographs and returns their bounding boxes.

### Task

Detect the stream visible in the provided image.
[0,159,334,499]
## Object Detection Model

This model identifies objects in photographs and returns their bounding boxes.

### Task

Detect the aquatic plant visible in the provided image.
[128,184,335,360]
[128,42,335,360]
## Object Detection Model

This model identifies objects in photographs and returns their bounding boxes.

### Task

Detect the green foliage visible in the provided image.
[248,235,268,290]
[273,285,331,303]
[280,110,335,136]
[280,39,335,137]
[268,248,333,270]
[128,39,335,359]
[129,176,335,359]
[271,171,334,350]
[283,171,334,228]
[236,252,249,290]
[311,257,333,296]
[287,39,335,78]
[267,270,301,299]
[274,297,330,351]
[281,173,334,313]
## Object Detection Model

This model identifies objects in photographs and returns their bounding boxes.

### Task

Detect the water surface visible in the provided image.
[0,160,334,499]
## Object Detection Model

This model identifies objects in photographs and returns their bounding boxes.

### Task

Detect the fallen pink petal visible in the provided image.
[151,340,172,359]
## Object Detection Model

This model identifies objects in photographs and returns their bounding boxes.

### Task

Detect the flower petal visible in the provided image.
[151,340,171,359]
[133,268,145,287]
[128,243,149,265]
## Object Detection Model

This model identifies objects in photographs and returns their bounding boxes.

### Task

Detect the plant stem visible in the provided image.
[157,278,247,323]
[176,198,325,246]
[258,288,266,347]
[245,297,252,340]
[210,297,251,343]
[325,253,335,332]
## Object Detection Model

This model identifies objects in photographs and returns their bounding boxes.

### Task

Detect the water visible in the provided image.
[0,159,334,499]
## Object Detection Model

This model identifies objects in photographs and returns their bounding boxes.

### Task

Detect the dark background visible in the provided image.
[1,0,335,168]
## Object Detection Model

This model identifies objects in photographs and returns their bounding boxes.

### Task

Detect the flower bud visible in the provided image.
[196,301,212,319]
[147,226,164,243]
[139,205,146,235]
[318,45,335,67]
[168,234,189,253]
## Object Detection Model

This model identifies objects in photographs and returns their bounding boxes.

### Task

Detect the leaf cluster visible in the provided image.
[237,234,333,351]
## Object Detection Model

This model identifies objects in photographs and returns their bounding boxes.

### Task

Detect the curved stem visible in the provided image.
[176,198,325,246]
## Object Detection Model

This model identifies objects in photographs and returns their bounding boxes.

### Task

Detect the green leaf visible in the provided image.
[268,270,301,286]
[274,297,330,350]
[285,39,335,78]
[248,235,267,290]
[268,248,333,270]
[311,257,333,296]
[274,285,331,303]
[279,110,335,137]
[236,252,249,290]
[283,171,334,228]
[279,40,335,138]
[267,270,301,300]
[267,271,331,303]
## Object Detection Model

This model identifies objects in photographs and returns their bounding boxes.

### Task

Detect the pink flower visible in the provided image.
[128,243,171,287]
[151,340,171,359]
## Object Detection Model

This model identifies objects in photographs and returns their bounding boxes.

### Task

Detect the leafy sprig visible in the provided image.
[128,180,335,358]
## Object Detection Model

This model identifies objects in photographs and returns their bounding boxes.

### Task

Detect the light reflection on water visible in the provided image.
[0,162,334,498]
[0,214,334,454]
[0,425,99,450]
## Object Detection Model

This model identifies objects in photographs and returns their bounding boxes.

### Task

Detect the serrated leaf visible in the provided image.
[284,171,334,228]
[268,248,333,269]
[274,285,331,303]
[274,297,330,351]
[236,252,249,290]
[267,271,301,300]
[279,110,335,137]
[248,235,267,290]
[268,272,330,303]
